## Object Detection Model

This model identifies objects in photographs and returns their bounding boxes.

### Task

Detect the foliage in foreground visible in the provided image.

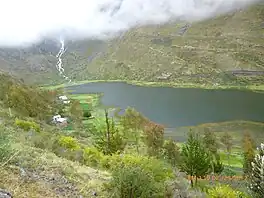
[207,185,250,198]
[15,119,40,132]
[107,165,163,198]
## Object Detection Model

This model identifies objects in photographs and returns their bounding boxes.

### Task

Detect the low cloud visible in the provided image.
[0,0,260,47]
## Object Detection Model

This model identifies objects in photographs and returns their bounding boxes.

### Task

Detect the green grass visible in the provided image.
[68,93,101,108]
[219,152,243,169]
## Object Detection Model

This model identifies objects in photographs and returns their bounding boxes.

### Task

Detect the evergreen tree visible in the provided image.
[248,143,264,198]
[180,131,211,187]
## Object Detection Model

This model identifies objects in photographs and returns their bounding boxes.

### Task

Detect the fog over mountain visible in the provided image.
[0,0,260,48]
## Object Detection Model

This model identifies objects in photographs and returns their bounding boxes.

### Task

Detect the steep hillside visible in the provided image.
[0,40,107,85]
[79,3,264,86]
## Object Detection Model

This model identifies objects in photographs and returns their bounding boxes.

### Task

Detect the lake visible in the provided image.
[66,82,264,128]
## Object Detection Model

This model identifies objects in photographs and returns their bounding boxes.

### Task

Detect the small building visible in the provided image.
[58,95,70,104]
[52,115,68,125]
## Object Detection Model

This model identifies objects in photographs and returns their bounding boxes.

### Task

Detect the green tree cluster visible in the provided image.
[0,73,58,120]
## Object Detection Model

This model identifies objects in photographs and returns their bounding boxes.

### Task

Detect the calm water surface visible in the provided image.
[67,82,264,127]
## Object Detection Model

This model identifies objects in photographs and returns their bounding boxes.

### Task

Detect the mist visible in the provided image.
[0,0,260,48]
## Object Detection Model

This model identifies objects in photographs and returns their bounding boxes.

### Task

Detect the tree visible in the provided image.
[143,121,164,156]
[220,132,233,166]
[180,131,211,187]
[162,139,181,167]
[69,99,83,127]
[203,128,218,155]
[118,107,148,153]
[242,132,255,177]
[92,109,126,155]
[203,128,221,178]
[248,143,264,198]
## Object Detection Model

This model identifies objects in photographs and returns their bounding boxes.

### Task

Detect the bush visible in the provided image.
[15,119,40,132]
[58,136,80,151]
[100,154,173,183]
[32,132,58,151]
[207,185,250,198]
[83,147,104,167]
[106,165,164,198]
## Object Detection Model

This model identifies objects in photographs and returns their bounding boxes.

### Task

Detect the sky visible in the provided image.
[0,0,260,48]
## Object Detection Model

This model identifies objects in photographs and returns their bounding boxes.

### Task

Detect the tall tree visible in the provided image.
[242,132,255,177]
[203,128,222,179]
[69,99,83,127]
[143,121,164,156]
[92,109,126,155]
[180,131,211,187]
[162,138,181,167]
[118,107,148,153]
[203,128,218,155]
[220,132,233,166]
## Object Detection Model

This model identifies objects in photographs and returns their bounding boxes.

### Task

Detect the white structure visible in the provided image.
[52,115,67,123]
[58,95,70,104]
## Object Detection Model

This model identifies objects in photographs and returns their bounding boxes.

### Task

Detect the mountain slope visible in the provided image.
[0,40,107,85]
[74,3,264,86]
[0,3,263,86]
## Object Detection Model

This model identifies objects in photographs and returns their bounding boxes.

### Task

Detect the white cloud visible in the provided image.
[0,0,260,47]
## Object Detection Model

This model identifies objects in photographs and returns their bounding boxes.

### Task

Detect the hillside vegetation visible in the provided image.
[74,3,264,87]
[0,73,263,197]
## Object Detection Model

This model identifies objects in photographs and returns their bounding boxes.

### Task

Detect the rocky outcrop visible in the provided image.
[0,189,12,198]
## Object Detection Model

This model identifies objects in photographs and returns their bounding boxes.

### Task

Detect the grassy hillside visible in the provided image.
[0,74,262,197]
[0,4,262,87]
[74,3,264,86]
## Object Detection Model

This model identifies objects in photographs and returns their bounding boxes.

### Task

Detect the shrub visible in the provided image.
[83,147,104,167]
[101,154,173,183]
[15,119,40,132]
[32,132,58,151]
[207,185,250,198]
[106,165,164,198]
[58,136,80,151]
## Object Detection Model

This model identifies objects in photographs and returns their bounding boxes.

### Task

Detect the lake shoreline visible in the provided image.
[43,79,264,92]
